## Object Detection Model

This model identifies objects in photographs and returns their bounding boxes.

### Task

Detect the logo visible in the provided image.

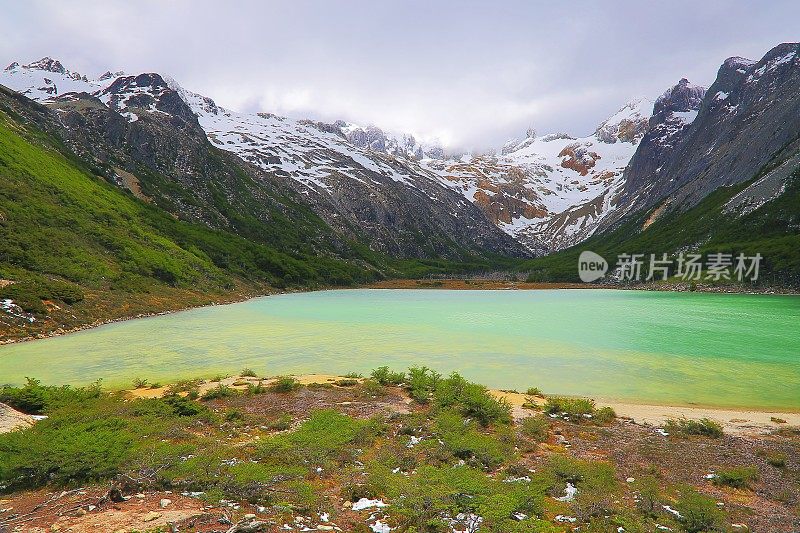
[578,250,608,282]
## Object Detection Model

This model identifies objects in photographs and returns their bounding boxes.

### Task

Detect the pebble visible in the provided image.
[159,498,172,508]
[626,477,635,483]
[142,511,162,522]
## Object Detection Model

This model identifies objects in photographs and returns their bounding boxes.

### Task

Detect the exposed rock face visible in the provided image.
[424,98,652,253]
[558,143,600,176]
[608,42,800,228]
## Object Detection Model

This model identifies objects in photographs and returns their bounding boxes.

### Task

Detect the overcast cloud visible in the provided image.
[1,0,798,150]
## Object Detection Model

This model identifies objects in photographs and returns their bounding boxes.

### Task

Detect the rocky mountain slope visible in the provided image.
[523,43,800,284]
[2,43,798,268]
[422,98,652,253]
[606,42,800,230]
[1,59,524,260]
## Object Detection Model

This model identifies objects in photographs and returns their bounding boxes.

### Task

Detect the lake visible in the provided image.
[1,289,798,410]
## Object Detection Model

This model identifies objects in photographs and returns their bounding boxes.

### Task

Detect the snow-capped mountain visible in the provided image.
[0,57,657,255]
[0,58,524,259]
[421,98,652,253]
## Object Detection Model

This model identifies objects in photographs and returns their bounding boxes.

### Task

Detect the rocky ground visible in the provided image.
[0,373,798,532]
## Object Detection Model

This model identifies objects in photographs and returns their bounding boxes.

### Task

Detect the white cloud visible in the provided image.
[1,0,798,150]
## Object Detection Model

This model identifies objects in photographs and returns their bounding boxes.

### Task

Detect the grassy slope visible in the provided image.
[0,108,521,340]
[520,165,800,285]
[0,109,381,338]
[2,370,792,531]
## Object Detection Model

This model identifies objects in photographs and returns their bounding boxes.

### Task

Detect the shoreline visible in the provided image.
[2,279,796,346]
[492,388,800,436]
[119,373,800,437]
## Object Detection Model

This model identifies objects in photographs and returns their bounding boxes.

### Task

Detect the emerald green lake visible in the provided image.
[1,289,798,410]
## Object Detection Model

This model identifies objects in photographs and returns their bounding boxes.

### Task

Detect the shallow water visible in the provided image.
[1,289,798,409]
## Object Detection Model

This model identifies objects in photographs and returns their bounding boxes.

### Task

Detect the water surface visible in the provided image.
[1,289,798,409]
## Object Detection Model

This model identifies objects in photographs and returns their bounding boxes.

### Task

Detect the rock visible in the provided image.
[159,498,171,508]
[142,511,162,522]
[74,508,87,517]
[243,513,256,520]
[626,477,635,483]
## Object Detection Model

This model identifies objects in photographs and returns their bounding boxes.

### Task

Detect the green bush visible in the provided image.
[434,372,511,426]
[759,450,787,468]
[406,366,441,403]
[257,410,384,470]
[200,384,235,401]
[433,410,514,469]
[267,413,293,431]
[335,378,359,387]
[269,376,300,393]
[673,487,725,532]
[162,394,207,417]
[359,379,386,397]
[370,366,406,386]
[526,387,544,397]
[520,415,549,442]
[544,396,595,419]
[240,368,257,378]
[665,418,723,438]
[0,415,136,489]
[0,378,102,415]
[543,396,616,425]
[712,466,757,489]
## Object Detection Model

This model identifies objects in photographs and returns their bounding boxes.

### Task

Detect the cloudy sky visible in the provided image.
[2,1,798,149]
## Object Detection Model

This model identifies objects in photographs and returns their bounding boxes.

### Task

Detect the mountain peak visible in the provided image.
[654,78,706,116]
[594,97,651,144]
[24,57,67,74]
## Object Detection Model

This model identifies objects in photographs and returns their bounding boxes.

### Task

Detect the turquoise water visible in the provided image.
[0,289,798,409]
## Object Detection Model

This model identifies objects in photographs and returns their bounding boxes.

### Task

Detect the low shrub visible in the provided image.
[758,450,787,468]
[267,413,293,431]
[520,415,549,442]
[0,378,102,415]
[240,368,257,378]
[544,397,616,425]
[335,378,358,387]
[406,366,441,404]
[664,418,723,438]
[712,466,757,489]
[200,384,235,401]
[269,376,301,393]
[434,372,511,426]
[359,379,385,397]
[370,366,405,386]
[433,410,514,469]
[673,486,725,532]
[526,387,544,397]
[257,410,384,470]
